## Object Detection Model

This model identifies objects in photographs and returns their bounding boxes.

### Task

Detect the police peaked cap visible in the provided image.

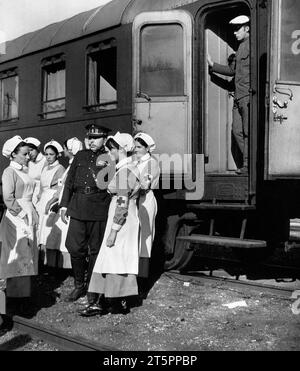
[229,15,250,25]
[86,123,111,137]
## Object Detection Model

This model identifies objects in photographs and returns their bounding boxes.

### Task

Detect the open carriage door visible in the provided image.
[266,0,300,179]
[132,11,204,200]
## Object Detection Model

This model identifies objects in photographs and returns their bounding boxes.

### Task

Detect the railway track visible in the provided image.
[166,271,298,299]
[3,270,298,351]
[11,316,118,351]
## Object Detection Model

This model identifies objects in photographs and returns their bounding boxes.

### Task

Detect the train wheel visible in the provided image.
[164,214,198,271]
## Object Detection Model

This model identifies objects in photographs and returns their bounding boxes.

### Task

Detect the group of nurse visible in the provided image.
[0,135,83,317]
[0,129,160,320]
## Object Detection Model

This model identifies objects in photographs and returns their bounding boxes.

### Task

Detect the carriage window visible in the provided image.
[140,24,184,96]
[41,57,66,119]
[279,0,300,82]
[0,71,18,121]
[87,39,117,111]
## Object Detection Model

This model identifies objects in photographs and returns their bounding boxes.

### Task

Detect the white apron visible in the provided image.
[36,163,61,246]
[91,164,140,275]
[27,154,47,206]
[93,197,139,274]
[136,158,158,258]
[0,168,38,279]
[45,165,70,255]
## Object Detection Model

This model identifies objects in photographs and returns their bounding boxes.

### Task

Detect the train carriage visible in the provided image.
[1,0,300,274]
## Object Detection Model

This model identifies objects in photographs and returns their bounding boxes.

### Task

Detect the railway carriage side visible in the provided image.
[1,0,300,274]
[130,0,300,273]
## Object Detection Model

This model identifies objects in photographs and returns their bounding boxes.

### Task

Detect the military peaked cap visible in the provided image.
[85,123,111,138]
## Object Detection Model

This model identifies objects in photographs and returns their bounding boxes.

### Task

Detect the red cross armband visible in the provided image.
[112,196,129,231]
[116,196,129,208]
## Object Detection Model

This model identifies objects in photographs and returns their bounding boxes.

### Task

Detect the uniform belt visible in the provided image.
[75,186,100,195]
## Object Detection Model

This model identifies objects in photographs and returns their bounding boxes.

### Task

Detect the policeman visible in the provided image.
[60,123,111,302]
[208,15,250,175]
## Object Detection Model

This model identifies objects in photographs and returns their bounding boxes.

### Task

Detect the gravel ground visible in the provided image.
[1,270,300,351]
[0,330,58,351]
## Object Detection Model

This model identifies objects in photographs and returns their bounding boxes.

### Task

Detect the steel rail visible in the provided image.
[166,271,298,299]
[12,315,118,351]
[8,272,298,350]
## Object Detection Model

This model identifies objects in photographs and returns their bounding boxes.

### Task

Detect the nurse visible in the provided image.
[133,133,160,295]
[0,136,39,316]
[45,137,83,268]
[36,140,65,264]
[24,137,47,206]
[80,132,140,316]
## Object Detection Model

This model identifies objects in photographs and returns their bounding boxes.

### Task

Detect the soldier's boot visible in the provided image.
[236,155,248,175]
[85,255,99,305]
[65,258,86,302]
[85,254,98,288]
[87,292,99,305]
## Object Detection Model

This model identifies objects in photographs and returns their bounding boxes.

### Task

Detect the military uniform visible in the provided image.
[60,124,111,301]
[210,15,250,173]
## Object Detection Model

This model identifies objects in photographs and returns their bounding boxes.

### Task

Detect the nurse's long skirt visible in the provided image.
[138,190,157,278]
[88,196,139,298]
[0,198,38,302]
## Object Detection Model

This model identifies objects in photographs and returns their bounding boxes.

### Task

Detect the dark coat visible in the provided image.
[60,148,110,221]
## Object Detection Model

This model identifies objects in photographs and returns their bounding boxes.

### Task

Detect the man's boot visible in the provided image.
[85,254,98,288]
[65,258,86,302]
[87,292,99,305]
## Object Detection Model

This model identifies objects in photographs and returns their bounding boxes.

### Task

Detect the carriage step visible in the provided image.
[289,219,300,242]
[289,232,300,242]
[187,203,255,211]
[177,234,266,249]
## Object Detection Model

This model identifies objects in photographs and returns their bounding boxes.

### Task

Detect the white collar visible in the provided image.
[116,157,132,170]
[69,157,74,165]
[47,160,59,168]
[34,152,45,163]
[138,153,151,163]
[10,161,23,170]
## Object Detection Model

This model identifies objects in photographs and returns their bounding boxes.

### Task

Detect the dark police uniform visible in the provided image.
[60,124,111,301]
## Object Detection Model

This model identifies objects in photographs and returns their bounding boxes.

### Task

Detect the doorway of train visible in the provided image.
[198,2,253,181]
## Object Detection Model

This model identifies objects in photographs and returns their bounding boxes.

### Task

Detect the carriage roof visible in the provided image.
[0,0,196,63]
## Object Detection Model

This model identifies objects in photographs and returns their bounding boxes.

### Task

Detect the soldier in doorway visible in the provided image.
[208,15,250,175]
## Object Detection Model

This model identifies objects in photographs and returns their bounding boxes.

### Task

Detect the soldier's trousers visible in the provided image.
[66,218,107,285]
[232,96,250,167]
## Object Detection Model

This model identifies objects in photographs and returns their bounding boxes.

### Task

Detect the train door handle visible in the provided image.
[273,96,288,109]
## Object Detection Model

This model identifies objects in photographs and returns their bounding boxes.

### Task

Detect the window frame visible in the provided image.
[139,23,185,97]
[84,38,118,113]
[40,54,66,120]
[133,13,192,103]
[273,0,300,85]
[0,68,19,122]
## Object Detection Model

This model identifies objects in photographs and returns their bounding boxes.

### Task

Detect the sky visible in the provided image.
[0,0,112,42]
